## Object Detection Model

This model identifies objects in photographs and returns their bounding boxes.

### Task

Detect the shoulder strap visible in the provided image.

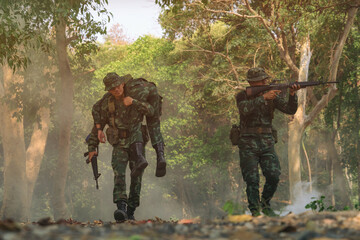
[268,100,275,119]
[108,97,116,128]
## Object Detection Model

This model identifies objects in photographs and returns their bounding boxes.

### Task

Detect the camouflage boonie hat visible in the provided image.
[103,73,133,91]
[246,67,270,82]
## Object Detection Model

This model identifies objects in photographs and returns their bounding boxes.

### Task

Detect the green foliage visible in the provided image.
[223,200,243,215]
[306,196,360,213]
[324,16,360,180]
[305,196,336,212]
[0,0,110,71]
[355,204,360,211]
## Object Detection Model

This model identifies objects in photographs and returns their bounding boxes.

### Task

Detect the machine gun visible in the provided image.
[84,146,101,189]
[245,81,339,98]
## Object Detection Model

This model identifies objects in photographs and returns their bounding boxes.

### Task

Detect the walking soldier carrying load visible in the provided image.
[87,73,155,222]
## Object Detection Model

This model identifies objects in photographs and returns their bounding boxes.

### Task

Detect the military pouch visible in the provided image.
[229,124,240,146]
[141,124,150,145]
[106,127,119,146]
[272,128,278,143]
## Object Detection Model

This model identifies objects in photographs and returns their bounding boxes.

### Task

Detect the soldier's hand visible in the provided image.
[263,90,281,100]
[123,96,133,106]
[290,83,301,96]
[88,151,97,162]
[98,130,106,143]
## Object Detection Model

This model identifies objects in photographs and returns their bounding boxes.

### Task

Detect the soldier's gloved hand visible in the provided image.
[88,151,97,162]
[290,83,301,96]
[263,90,281,100]
[123,96,133,106]
[98,130,106,143]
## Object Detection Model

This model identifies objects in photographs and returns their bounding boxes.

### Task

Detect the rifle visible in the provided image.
[245,81,339,98]
[84,146,101,189]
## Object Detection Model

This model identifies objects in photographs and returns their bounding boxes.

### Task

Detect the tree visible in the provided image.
[0,0,110,220]
[0,66,27,221]
[157,0,359,202]
[324,18,360,206]
[104,23,129,45]
[0,50,56,221]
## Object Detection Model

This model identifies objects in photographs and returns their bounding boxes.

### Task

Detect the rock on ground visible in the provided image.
[0,211,360,240]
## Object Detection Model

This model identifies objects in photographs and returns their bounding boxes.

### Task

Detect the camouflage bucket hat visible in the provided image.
[103,73,133,91]
[246,67,270,82]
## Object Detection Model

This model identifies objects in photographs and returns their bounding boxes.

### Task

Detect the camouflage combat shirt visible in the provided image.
[236,91,298,148]
[124,78,164,146]
[88,93,154,152]
[92,78,164,147]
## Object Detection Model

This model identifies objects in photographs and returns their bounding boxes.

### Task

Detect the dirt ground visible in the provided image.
[1,211,360,239]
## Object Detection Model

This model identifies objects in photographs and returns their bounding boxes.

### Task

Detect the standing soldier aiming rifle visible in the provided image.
[87,73,155,222]
[233,67,300,217]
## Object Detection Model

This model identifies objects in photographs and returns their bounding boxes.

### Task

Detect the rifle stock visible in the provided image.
[245,81,338,98]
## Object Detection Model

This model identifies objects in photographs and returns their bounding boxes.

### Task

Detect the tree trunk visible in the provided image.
[52,18,74,220]
[355,72,360,206]
[287,6,358,203]
[0,65,27,221]
[25,107,50,220]
[287,38,311,202]
[328,131,352,208]
[329,150,335,206]
[301,140,312,192]
[288,121,304,201]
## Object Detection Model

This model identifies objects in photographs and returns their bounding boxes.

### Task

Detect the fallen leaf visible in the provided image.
[178,218,201,224]
[228,215,253,223]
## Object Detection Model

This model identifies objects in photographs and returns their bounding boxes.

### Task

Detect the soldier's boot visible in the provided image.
[154,142,166,177]
[250,207,261,217]
[114,200,128,222]
[261,207,278,217]
[127,206,136,221]
[261,200,278,217]
[130,142,148,178]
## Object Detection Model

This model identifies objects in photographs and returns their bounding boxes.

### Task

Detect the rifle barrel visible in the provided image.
[245,81,339,97]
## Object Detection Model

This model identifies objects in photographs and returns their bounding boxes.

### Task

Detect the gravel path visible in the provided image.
[1,211,360,240]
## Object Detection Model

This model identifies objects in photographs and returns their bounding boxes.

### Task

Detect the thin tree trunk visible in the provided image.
[0,65,27,221]
[52,17,74,220]
[288,37,311,202]
[288,122,304,201]
[301,140,312,192]
[328,132,352,208]
[25,107,50,220]
[355,73,360,206]
[328,86,352,208]
[329,151,335,206]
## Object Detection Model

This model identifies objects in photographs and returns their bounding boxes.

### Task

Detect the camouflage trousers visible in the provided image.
[238,135,281,212]
[111,145,144,208]
[147,122,164,147]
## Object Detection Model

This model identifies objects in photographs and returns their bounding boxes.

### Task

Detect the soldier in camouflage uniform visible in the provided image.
[87,73,154,222]
[124,75,166,177]
[93,74,166,178]
[235,68,300,216]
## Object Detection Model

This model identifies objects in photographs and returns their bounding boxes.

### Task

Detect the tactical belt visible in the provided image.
[240,127,272,134]
[118,129,130,139]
